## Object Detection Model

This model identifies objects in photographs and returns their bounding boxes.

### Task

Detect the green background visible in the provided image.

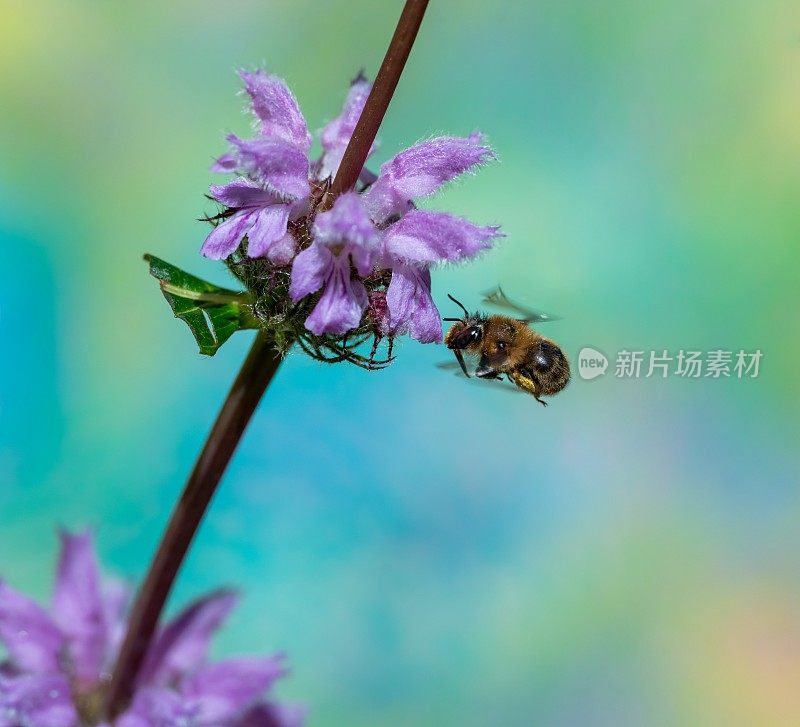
[1,1,799,724]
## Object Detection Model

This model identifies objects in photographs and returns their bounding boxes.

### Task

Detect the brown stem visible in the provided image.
[104,0,430,718]
[103,332,281,717]
[327,0,430,201]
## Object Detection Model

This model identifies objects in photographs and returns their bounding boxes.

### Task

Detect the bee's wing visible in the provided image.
[481,286,561,324]
[468,377,527,395]
[436,360,467,377]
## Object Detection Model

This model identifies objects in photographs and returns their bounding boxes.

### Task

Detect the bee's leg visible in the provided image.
[387,336,395,362]
[453,349,470,377]
[508,369,549,407]
[480,371,503,380]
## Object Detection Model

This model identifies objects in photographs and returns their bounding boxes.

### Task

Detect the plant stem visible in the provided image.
[327,0,430,200]
[104,0,430,718]
[103,331,281,716]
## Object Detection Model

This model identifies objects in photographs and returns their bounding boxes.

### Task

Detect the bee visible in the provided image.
[443,287,570,407]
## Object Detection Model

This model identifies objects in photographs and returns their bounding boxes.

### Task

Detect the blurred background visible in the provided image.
[1,1,799,724]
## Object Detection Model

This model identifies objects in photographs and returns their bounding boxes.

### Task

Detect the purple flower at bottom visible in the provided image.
[290,193,380,335]
[0,531,302,727]
[117,659,293,727]
[0,672,76,727]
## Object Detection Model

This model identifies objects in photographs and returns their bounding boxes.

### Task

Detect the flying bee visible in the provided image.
[443,287,570,407]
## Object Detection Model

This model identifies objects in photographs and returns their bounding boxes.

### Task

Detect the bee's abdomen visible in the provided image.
[525,339,570,395]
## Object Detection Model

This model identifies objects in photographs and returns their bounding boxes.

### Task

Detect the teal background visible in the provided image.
[2,1,799,724]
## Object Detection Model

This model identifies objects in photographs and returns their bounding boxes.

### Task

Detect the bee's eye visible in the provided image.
[452,326,482,349]
[497,341,507,352]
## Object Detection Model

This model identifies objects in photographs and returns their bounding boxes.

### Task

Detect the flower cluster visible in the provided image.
[202,70,501,366]
[0,531,301,727]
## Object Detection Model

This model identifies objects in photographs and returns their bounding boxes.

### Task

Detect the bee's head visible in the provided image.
[443,294,485,351]
[445,317,484,351]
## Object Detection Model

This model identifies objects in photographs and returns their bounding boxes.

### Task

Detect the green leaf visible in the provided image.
[145,254,258,356]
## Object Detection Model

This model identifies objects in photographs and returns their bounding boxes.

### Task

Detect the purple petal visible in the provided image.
[312,192,380,275]
[0,582,63,674]
[239,70,311,151]
[350,244,376,279]
[247,204,291,258]
[100,578,131,672]
[227,135,310,202]
[181,656,287,722]
[113,712,150,727]
[266,233,298,266]
[51,530,106,684]
[304,257,368,335]
[200,209,257,260]
[210,177,281,209]
[363,133,495,222]
[210,153,238,174]
[0,673,78,727]
[319,75,373,180]
[386,264,442,343]
[235,702,306,727]
[115,687,195,727]
[138,589,238,688]
[383,210,500,265]
[289,243,333,302]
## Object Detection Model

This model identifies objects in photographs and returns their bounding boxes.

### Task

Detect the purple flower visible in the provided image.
[0,672,76,727]
[0,531,302,727]
[319,73,374,181]
[201,69,314,262]
[290,193,380,335]
[201,68,502,347]
[200,178,299,263]
[362,133,494,223]
[381,211,501,342]
[117,659,293,727]
[223,135,310,202]
[239,70,312,151]
[203,71,373,264]
[290,133,498,341]
[364,134,500,343]
[218,70,312,199]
